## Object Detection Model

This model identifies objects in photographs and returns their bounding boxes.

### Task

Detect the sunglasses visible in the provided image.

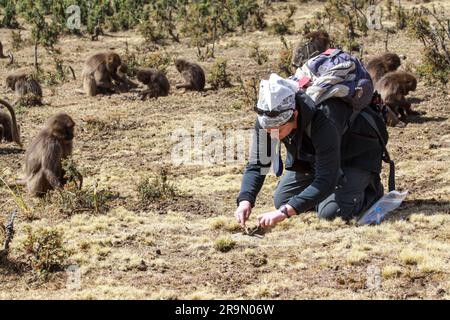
[253,107,293,117]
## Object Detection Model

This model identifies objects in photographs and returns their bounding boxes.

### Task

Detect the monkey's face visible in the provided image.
[175,59,185,72]
[136,70,151,84]
[118,64,128,75]
[405,77,417,93]
[107,54,122,73]
[386,54,401,71]
[51,114,75,141]
[5,76,16,90]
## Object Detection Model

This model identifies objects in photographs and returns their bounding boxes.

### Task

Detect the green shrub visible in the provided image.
[137,169,178,204]
[22,226,67,277]
[249,42,269,65]
[208,58,232,90]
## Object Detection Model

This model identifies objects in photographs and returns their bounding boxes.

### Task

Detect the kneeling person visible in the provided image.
[235,74,387,228]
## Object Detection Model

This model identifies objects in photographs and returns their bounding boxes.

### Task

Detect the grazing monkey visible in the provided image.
[376,71,418,121]
[292,30,330,68]
[366,53,402,83]
[175,59,205,91]
[22,113,75,196]
[5,71,42,106]
[136,68,170,99]
[116,64,138,93]
[0,99,21,147]
[81,51,128,96]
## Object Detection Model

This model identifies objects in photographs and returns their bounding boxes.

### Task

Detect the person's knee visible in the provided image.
[273,190,287,209]
[317,200,341,220]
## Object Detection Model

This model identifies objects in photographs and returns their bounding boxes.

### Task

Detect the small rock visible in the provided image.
[156,249,162,255]
[436,288,446,296]
[137,260,147,271]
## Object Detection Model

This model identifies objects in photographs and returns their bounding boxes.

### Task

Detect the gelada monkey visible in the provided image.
[175,59,205,91]
[292,30,330,68]
[21,113,76,196]
[376,71,418,122]
[136,68,170,99]
[81,51,128,96]
[366,52,402,83]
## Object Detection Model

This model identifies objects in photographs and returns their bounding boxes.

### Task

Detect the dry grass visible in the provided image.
[0,0,449,300]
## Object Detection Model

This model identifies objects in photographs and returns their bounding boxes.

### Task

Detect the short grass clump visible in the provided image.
[399,248,425,265]
[214,236,236,253]
[21,226,68,278]
[382,265,402,279]
[81,116,109,135]
[137,169,178,204]
[42,182,115,216]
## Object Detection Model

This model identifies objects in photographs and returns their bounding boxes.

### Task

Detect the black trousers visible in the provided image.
[273,167,384,220]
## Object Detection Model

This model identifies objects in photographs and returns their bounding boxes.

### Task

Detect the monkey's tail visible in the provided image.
[0,98,22,148]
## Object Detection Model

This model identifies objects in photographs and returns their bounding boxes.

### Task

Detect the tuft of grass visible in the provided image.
[346,250,368,265]
[399,248,425,265]
[382,265,402,279]
[21,226,68,278]
[418,258,444,274]
[81,116,109,135]
[214,236,236,253]
[0,174,32,219]
[209,216,241,232]
[137,169,178,204]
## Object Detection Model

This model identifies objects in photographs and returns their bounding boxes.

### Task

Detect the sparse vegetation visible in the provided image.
[21,226,68,277]
[276,36,293,77]
[249,42,269,65]
[137,169,178,204]
[405,5,450,84]
[208,58,232,90]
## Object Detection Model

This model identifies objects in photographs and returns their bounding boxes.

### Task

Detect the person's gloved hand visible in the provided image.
[235,201,252,227]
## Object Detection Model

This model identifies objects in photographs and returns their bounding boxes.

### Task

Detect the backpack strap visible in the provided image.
[360,111,396,192]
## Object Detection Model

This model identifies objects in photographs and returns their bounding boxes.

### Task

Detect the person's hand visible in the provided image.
[235,201,252,227]
[257,210,286,228]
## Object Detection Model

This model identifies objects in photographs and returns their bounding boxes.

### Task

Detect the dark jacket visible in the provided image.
[237,91,388,214]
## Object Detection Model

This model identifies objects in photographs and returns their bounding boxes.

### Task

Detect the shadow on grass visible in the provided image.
[388,198,450,221]
[0,147,24,155]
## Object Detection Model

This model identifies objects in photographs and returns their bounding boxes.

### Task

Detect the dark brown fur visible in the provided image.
[175,59,205,91]
[136,68,170,99]
[0,41,6,58]
[22,113,75,196]
[292,31,330,67]
[91,25,102,41]
[0,99,21,147]
[81,51,127,96]
[116,64,138,93]
[0,41,13,64]
[376,71,418,122]
[5,71,42,106]
[366,53,401,83]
